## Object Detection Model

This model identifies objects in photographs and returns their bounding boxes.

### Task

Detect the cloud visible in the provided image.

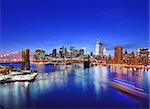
[122,42,149,50]
[103,41,149,52]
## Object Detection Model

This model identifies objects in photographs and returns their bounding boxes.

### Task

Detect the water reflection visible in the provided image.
[109,66,148,89]
[75,68,93,92]
[93,66,101,96]
[0,63,149,108]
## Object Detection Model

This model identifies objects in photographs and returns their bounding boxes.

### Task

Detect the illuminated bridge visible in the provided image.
[0,50,105,65]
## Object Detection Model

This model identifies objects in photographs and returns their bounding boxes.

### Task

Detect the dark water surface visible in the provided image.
[0,62,149,109]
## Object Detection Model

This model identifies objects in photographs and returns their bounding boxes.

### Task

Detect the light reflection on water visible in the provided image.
[0,63,149,109]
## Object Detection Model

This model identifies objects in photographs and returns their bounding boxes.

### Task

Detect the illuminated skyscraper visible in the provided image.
[95,39,103,58]
[103,48,108,59]
[114,46,123,64]
[22,49,30,70]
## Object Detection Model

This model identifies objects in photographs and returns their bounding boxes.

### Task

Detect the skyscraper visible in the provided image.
[59,46,67,58]
[52,49,57,58]
[114,46,123,64]
[59,47,64,58]
[22,49,30,70]
[79,48,84,56]
[95,39,103,58]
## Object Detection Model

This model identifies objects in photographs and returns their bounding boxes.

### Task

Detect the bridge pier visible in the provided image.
[21,49,30,70]
[84,55,90,68]
[84,60,90,68]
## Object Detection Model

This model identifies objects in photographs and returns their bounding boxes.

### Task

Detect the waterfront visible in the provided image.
[0,62,149,109]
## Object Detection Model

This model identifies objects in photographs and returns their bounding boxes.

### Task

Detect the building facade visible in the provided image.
[79,48,84,56]
[95,39,103,58]
[52,49,57,58]
[34,49,46,61]
[123,51,135,65]
[137,48,149,65]
[114,46,123,64]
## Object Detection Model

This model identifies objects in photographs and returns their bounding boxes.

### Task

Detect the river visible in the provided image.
[0,62,149,109]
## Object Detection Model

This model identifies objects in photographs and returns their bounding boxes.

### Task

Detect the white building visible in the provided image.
[95,39,103,58]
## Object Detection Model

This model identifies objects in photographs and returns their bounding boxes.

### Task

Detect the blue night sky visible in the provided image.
[1,0,149,54]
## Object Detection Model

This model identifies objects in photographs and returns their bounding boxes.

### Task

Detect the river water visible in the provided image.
[0,62,149,109]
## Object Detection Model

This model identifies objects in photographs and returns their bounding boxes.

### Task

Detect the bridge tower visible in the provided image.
[22,49,30,70]
[84,55,90,68]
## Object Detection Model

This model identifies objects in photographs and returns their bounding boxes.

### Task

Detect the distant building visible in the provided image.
[114,46,123,64]
[123,50,135,65]
[22,49,30,70]
[34,49,46,61]
[90,52,93,56]
[70,46,75,52]
[59,46,65,58]
[64,48,68,57]
[79,48,84,56]
[106,55,113,64]
[103,48,107,60]
[59,47,63,58]
[52,49,57,58]
[137,48,149,65]
[108,55,112,60]
[95,39,103,58]
[72,50,79,58]
[70,46,79,58]
[45,54,50,61]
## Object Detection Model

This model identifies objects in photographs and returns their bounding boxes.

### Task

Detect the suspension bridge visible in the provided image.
[0,49,106,66]
[0,50,34,63]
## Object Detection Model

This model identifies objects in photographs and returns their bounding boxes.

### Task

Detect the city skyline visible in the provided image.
[0,0,149,108]
[1,0,149,54]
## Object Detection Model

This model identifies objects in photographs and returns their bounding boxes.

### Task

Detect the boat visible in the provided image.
[108,79,149,99]
[0,70,38,83]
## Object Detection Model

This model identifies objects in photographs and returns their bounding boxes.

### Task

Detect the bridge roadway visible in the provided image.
[0,58,149,70]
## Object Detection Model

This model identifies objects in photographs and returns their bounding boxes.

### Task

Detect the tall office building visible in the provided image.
[22,49,30,70]
[90,52,93,56]
[59,47,64,58]
[59,46,66,58]
[79,48,84,56]
[95,39,103,58]
[114,46,123,64]
[52,49,57,58]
